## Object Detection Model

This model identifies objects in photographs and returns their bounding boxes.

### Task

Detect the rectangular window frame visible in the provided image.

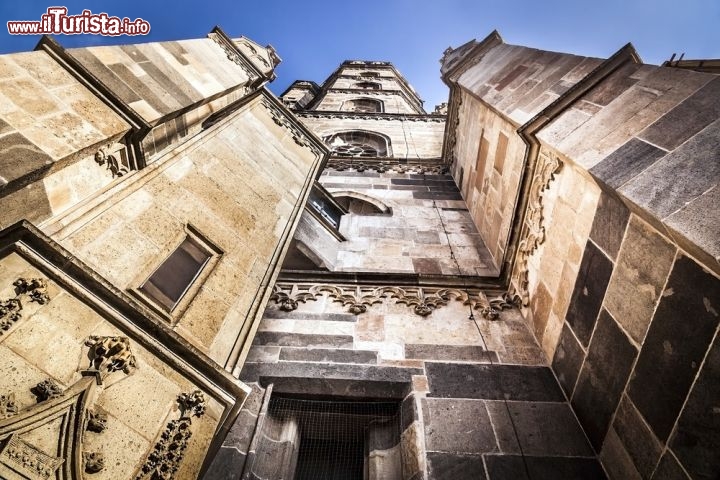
[129,224,223,324]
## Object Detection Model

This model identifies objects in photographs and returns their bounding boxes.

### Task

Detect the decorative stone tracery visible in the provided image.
[326,159,448,175]
[512,150,563,306]
[270,283,517,319]
[0,277,50,335]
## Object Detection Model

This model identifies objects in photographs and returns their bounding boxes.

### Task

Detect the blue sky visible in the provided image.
[1,0,718,109]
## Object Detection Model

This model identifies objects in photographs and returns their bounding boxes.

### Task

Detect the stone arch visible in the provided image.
[324,130,391,158]
[329,190,392,215]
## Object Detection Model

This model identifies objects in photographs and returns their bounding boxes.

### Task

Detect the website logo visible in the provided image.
[7,7,151,36]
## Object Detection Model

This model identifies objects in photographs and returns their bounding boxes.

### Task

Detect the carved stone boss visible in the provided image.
[0,277,49,335]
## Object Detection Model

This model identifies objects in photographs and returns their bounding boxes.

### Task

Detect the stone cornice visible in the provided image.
[296,110,445,122]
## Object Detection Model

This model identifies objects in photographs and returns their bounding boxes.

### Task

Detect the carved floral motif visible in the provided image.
[84,335,137,376]
[270,283,516,320]
[31,379,63,402]
[326,160,448,175]
[0,393,19,419]
[136,391,206,480]
[512,150,563,306]
[0,278,50,335]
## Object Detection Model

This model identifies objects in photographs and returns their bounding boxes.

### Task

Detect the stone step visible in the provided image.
[279,347,378,364]
[253,331,354,349]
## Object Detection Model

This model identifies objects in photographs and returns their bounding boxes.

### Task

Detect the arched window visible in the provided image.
[355,81,381,90]
[325,131,390,158]
[332,191,391,215]
[344,98,383,113]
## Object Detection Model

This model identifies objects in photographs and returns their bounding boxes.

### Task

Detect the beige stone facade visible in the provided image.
[1,26,719,480]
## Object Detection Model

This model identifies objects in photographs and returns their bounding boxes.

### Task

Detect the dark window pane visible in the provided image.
[140,237,211,310]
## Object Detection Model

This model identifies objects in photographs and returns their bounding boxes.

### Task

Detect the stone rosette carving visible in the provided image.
[84,335,137,377]
[31,379,63,402]
[0,277,50,335]
[270,283,516,320]
[512,150,563,306]
[136,391,206,480]
[0,393,19,419]
[84,451,105,474]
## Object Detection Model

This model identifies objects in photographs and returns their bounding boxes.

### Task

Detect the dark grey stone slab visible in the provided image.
[486,401,593,457]
[565,240,615,347]
[629,255,720,441]
[0,132,53,183]
[621,118,720,219]
[108,62,174,115]
[222,409,258,452]
[666,184,720,262]
[411,257,443,274]
[590,136,667,189]
[572,309,638,450]
[589,190,631,260]
[391,178,456,187]
[202,446,246,480]
[612,395,663,479]
[426,363,565,402]
[401,394,417,430]
[422,398,497,453]
[279,347,377,364]
[263,310,357,322]
[426,452,486,480]
[552,323,586,397]
[484,455,606,480]
[160,41,189,66]
[252,331,354,348]
[651,452,691,480]
[69,48,142,104]
[671,334,720,480]
[639,76,720,151]
[584,63,639,106]
[406,344,496,363]
[240,361,420,398]
[412,191,463,200]
[139,61,196,107]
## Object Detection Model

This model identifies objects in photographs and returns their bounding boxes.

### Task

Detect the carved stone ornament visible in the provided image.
[326,159,448,175]
[297,111,445,123]
[209,32,256,79]
[94,144,129,178]
[84,335,137,377]
[261,98,324,156]
[270,283,518,320]
[0,393,19,419]
[87,409,108,433]
[83,451,105,474]
[31,379,63,403]
[136,391,206,480]
[0,277,50,335]
[512,150,563,306]
[0,434,65,479]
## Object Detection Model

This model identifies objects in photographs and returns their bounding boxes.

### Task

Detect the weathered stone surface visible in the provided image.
[671,333,720,480]
[629,255,720,441]
[426,363,565,402]
[484,455,606,480]
[572,309,637,450]
[589,190,630,260]
[612,395,663,479]
[590,138,667,190]
[486,401,593,456]
[565,241,615,347]
[651,452,690,480]
[279,347,378,364]
[405,344,495,362]
[621,118,720,219]
[604,215,676,344]
[599,427,642,480]
[666,183,720,263]
[253,331,354,348]
[422,398,496,453]
[639,76,720,151]
[552,323,585,397]
[263,309,357,322]
[426,452,486,480]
